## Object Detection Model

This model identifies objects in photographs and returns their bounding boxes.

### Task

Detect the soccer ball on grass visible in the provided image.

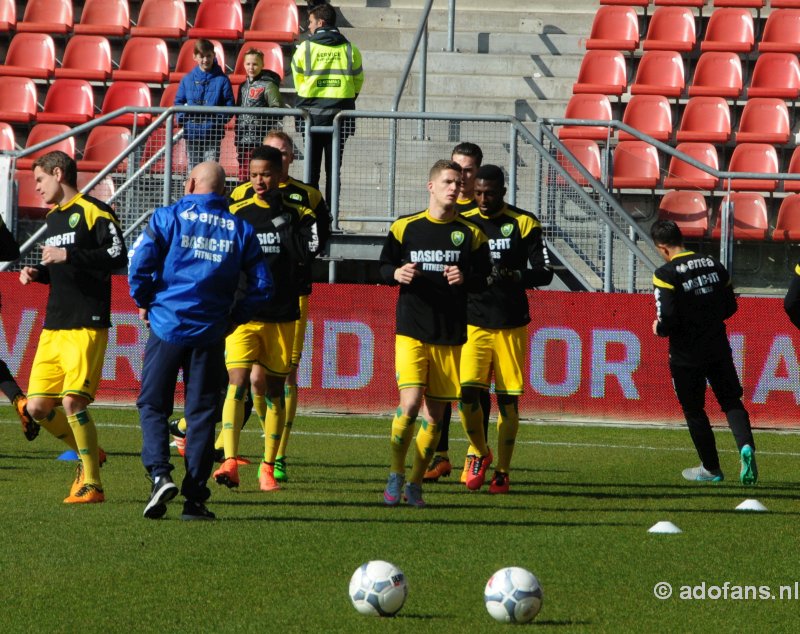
[483,566,543,624]
[348,560,408,617]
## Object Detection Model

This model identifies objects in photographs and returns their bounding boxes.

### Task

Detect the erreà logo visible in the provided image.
[451,231,464,247]
[501,223,513,237]
[68,213,80,229]
[180,210,199,221]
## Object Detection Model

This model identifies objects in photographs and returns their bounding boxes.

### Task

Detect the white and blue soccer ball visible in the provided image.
[348,560,408,617]
[483,566,543,624]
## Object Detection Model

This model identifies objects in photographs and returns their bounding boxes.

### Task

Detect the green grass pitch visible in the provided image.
[3,407,800,632]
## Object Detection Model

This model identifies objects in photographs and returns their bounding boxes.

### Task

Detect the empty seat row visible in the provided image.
[599,1,799,9]
[0,33,285,85]
[0,0,299,42]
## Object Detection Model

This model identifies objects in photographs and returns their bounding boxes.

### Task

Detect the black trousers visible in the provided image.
[670,355,755,471]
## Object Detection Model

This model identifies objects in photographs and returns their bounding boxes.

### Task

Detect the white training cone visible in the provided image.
[648,521,682,534]
[735,499,767,512]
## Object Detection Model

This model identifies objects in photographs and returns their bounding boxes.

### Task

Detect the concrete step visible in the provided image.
[329,0,600,13]
[355,94,571,119]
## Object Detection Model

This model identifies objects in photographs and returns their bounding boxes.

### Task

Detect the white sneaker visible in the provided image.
[682,465,724,482]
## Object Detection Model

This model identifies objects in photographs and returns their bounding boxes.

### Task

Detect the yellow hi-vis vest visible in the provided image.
[291,39,364,100]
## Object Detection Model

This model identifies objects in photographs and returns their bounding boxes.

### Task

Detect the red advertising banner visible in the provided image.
[1,273,798,427]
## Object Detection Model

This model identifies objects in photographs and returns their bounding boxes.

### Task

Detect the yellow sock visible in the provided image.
[253,394,267,434]
[458,400,489,456]
[277,384,297,457]
[496,401,520,473]
[409,418,440,484]
[37,408,78,451]
[389,411,415,473]
[263,393,286,463]
[214,429,224,451]
[68,410,101,486]
[221,384,246,459]
[178,417,187,433]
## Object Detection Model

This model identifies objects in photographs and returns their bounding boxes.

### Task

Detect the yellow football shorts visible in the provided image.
[290,294,309,368]
[395,334,461,401]
[225,320,295,377]
[460,324,527,395]
[27,328,108,401]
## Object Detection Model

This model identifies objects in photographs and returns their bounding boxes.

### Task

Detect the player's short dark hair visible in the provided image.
[251,145,284,171]
[429,159,462,180]
[475,164,505,185]
[451,142,483,166]
[194,39,215,56]
[32,151,77,188]
[309,4,336,26]
[650,219,684,247]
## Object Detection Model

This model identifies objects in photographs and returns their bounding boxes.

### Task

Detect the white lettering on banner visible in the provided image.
[102,312,148,381]
[0,309,39,374]
[321,321,374,389]
[753,335,800,404]
[730,333,745,380]
[590,330,641,399]
[529,327,582,397]
[296,319,314,388]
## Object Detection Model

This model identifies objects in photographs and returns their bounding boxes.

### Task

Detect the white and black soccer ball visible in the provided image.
[484,566,543,624]
[348,560,408,617]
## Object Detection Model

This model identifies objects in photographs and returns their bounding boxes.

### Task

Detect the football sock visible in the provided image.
[390,411,415,473]
[253,394,267,434]
[434,402,451,453]
[496,400,520,473]
[68,410,101,486]
[263,393,286,463]
[221,384,246,459]
[37,407,78,451]
[177,417,187,434]
[277,384,298,457]
[458,400,489,456]
[409,418,441,484]
[0,362,23,401]
[479,389,491,443]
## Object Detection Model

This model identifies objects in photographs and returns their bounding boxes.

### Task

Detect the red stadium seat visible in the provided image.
[230,42,285,84]
[112,38,170,84]
[55,36,113,82]
[658,190,709,238]
[36,79,95,125]
[16,0,72,34]
[140,127,188,175]
[558,94,614,141]
[747,53,800,100]
[675,96,731,144]
[700,8,754,53]
[245,0,300,43]
[687,52,743,99]
[0,77,38,125]
[612,141,660,189]
[663,142,720,190]
[772,0,800,7]
[772,194,800,241]
[619,95,672,142]
[601,0,649,6]
[0,122,15,151]
[654,0,704,7]
[0,0,15,32]
[712,0,763,7]
[782,147,800,193]
[16,124,75,171]
[159,83,180,108]
[630,50,685,98]
[130,0,186,39]
[726,143,779,192]
[555,139,603,186]
[169,39,225,83]
[15,170,50,219]
[572,50,627,97]
[77,171,116,203]
[187,0,244,40]
[642,7,696,52]
[735,98,791,145]
[74,0,130,36]
[78,125,132,172]
[712,192,768,240]
[0,33,56,80]
[99,82,153,127]
[758,9,800,53]
[586,6,640,51]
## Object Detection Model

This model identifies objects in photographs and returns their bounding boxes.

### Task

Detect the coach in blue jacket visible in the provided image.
[129,161,272,521]
[174,39,235,169]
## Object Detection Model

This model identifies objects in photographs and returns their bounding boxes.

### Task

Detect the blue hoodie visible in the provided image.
[174,62,235,141]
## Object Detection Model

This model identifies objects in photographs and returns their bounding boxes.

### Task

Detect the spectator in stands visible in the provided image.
[129,161,272,521]
[291,3,364,205]
[235,48,284,181]
[0,218,39,442]
[174,39,235,169]
[651,219,757,486]
[379,159,492,508]
[19,151,127,504]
